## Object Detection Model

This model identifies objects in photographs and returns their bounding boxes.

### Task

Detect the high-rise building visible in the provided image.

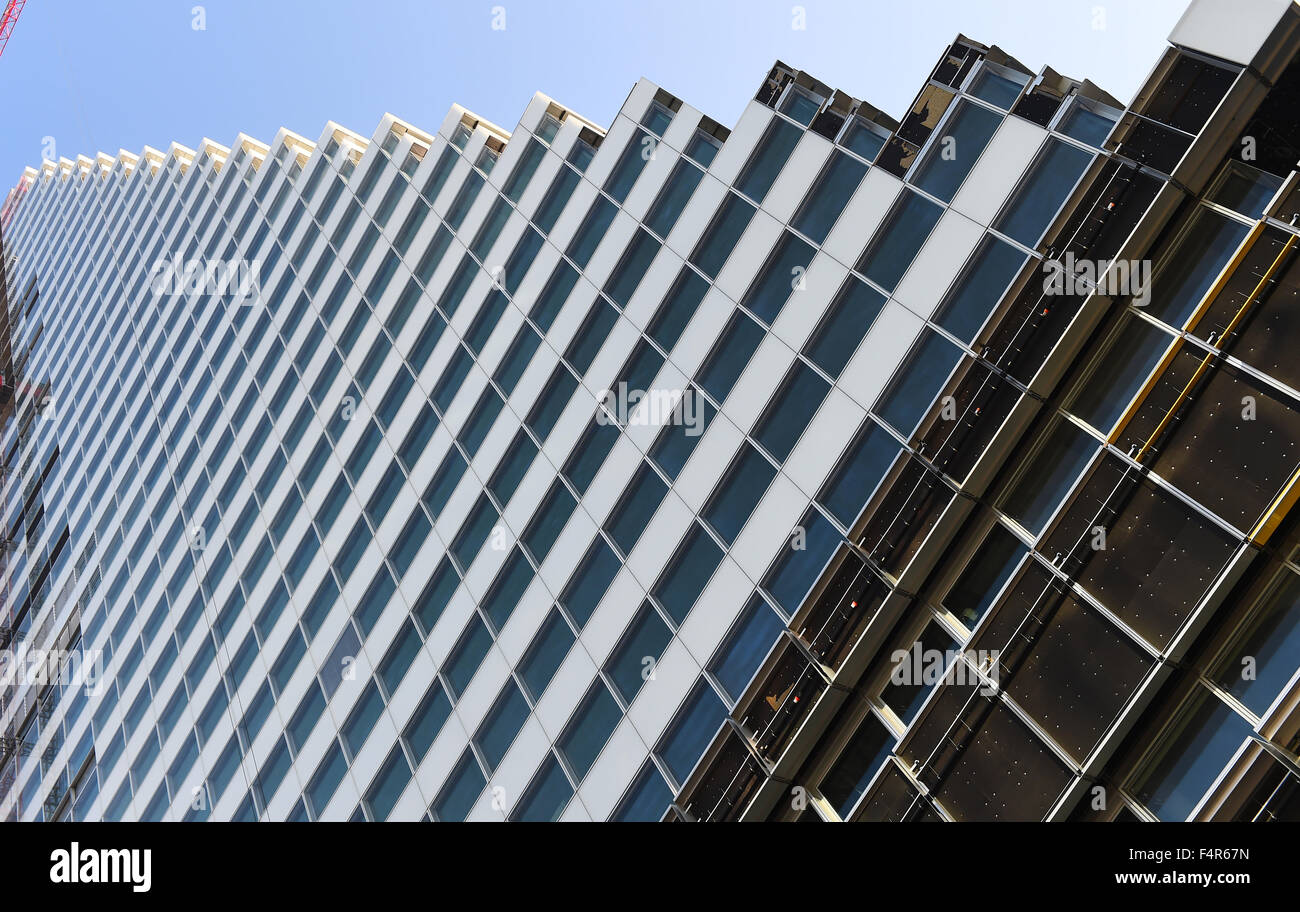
[1,0,1298,824]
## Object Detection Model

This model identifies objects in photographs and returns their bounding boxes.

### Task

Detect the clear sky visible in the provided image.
[1,0,1191,189]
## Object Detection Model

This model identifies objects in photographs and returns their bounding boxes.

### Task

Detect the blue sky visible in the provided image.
[1,0,1190,188]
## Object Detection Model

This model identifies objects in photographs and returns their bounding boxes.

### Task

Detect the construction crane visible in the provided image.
[0,0,25,58]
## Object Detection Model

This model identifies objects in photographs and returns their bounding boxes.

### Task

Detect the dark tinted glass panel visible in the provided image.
[857,190,942,291]
[877,329,963,436]
[934,236,1026,342]
[791,151,867,243]
[736,118,802,204]
[741,231,816,325]
[803,277,885,378]
[995,139,1093,247]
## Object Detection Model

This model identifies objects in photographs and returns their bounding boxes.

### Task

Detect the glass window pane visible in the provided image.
[820,713,895,817]
[792,151,867,243]
[1133,690,1251,821]
[523,480,577,563]
[605,463,669,555]
[558,681,622,780]
[474,680,530,771]
[857,190,943,291]
[876,329,963,436]
[560,537,621,628]
[690,193,756,279]
[648,268,708,353]
[736,118,803,204]
[432,749,485,821]
[913,101,1002,201]
[520,608,575,699]
[703,444,777,544]
[803,277,886,379]
[445,614,492,697]
[510,754,573,821]
[657,680,727,785]
[612,761,673,821]
[934,235,1026,343]
[998,418,1097,536]
[818,419,901,527]
[762,509,840,615]
[696,311,764,404]
[606,602,673,704]
[753,361,831,462]
[654,523,725,624]
[995,138,1093,247]
[646,159,704,238]
[709,595,784,703]
[740,231,816,325]
[944,524,1026,629]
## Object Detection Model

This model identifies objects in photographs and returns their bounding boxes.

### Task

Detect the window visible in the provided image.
[423,147,458,201]
[695,311,764,405]
[934,235,1026,342]
[753,361,831,462]
[510,754,573,822]
[558,681,621,780]
[494,325,543,396]
[567,139,596,171]
[779,85,822,125]
[762,509,840,615]
[882,620,958,724]
[422,447,467,519]
[970,66,1026,109]
[520,609,575,699]
[703,444,776,544]
[605,602,673,704]
[709,595,784,704]
[1132,690,1251,821]
[657,679,726,785]
[612,761,673,821]
[341,679,385,757]
[653,523,724,624]
[856,189,943,291]
[819,420,899,529]
[529,261,580,333]
[502,226,543,294]
[402,680,452,764]
[533,165,580,233]
[444,170,484,231]
[1143,207,1251,327]
[536,113,562,144]
[364,746,412,821]
[413,558,459,635]
[527,367,578,441]
[840,117,887,161]
[604,228,660,307]
[1059,98,1119,148]
[685,131,721,167]
[566,196,617,268]
[641,100,674,136]
[690,193,755,279]
[432,749,484,821]
[645,159,704,238]
[792,151,868,243]
[1211,570,1300,716]
[459,388,503,458]
[470,197,511,259]
[605,130,654,202]
[561,537,621,628]
[820,713,895,817]
[995,138,1093,247]
[503,138,545,203]
[998,417,1097,536]
[450,494,499,569]
[803,276,885,378]
[523,480,576,563]
[944,524,1026,629]
[465,289,508,354]
[474,680,530,770]
[604,463,668,555]
[740,231,816,325]
[483,547,532,631]
[736,118,802,203]
[562,417,618,495]
[474,146,498,175]
[489,431,537,506]
[649,390,715,479]
[876,329,963,436]
[912,100,1002,202]
[647,267,707,352]
[445,614,493,698]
